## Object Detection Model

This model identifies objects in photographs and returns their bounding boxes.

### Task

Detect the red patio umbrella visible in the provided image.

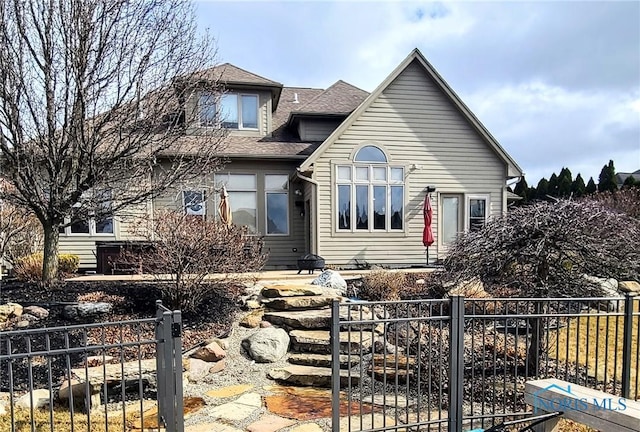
[423,193,434,264]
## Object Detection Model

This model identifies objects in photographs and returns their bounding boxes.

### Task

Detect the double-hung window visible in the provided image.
[62,190,114,235]
[265,175,289,235]
[199,92,258,129]
[336,145,404,232]
[214,173,257,232]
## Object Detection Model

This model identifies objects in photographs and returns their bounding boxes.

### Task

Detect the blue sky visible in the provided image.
[195,1,640,185]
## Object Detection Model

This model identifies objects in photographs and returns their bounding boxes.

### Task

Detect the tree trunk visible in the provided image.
[42,222,60,282]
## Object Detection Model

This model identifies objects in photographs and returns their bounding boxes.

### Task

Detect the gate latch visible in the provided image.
[171,323,182,338]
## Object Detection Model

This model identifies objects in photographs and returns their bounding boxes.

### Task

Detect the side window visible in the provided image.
[265,174,289,235]
[468,197,488,231]
[215,173,257,232]
[441,195,462,244]
[183,190,206,217]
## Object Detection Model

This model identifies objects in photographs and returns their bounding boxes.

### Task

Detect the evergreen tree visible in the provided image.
[514,177,529,202]
[571,174,586,197]
[598,160,617,192]
[528,186,538,201]
[558,167,572,197]
[586,177,597,194]
[548,173,559,197]
[623,175,638,189]
[536,178,549,200]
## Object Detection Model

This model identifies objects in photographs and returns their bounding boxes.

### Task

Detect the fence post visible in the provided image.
[331,299,341,432]
[172,309,184,432]
[155,301,168,429]
[621,292,636,399]
[448,295,465,432]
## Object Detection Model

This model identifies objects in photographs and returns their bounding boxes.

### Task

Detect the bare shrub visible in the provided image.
[13,253,80,281]
[120,210,268,311]
[587,187,640,219]
[360,270,406,301]
[0,203,43,265]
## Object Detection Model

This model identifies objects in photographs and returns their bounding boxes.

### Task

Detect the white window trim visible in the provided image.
[335,164,405,233]
[60,216,115,236]
[439,193,463,246]
[198,92,259,130]
[466,194,490,231]
[264,174,290,237]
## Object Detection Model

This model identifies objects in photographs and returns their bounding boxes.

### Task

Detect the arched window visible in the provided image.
[354,145,387,163]
[336,145,404,232]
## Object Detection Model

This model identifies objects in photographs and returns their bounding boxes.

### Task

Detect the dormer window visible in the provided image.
[199,92,259,129]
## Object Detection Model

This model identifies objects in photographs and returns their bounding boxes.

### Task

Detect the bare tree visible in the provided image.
[0,0,226,281]
[119,210,268,312]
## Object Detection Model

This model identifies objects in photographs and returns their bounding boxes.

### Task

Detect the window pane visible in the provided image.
[355,145,387,162]
[338,185,351,230]
[228,174,256,190]
[199,93,216,126]
[373,186,386,230]
[265,174,288,190]
[220,94,238,128]
[373,167,386,181]
[355,166,369,181]
[70,219,90,234]
[96,218,114,234]
[391,167,404,181]
[337,166,351,181]
[241,95,258,128]
[355,185,368,230]
[230,191,256,232]
[266,192,288,234]
[442,196,460,243]
[390,186,403,230]
[469,198,486,231]
[183,191,205,216]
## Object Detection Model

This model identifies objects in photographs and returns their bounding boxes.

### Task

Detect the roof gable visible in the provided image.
[198,63,282,87]
[299,48,523,178]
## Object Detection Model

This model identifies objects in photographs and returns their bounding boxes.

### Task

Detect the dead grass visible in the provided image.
[0,406,139,432]
[549,301,639,400]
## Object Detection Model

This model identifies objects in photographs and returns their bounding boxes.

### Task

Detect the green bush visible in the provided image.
[359,270,406,301]
[13,253,80,281]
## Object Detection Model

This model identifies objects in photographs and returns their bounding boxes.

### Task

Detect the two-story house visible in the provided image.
[59,48,523,271]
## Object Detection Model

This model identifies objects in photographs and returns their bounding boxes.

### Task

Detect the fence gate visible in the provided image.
[0,300,184,432]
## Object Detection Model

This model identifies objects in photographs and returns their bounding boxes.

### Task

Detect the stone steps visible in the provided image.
[262,295,337,311]
[288,353,361,369]
[263,307,377,331]
[267,364,359,388]
[289,329,373,355]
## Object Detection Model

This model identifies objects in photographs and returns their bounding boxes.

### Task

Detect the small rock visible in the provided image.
[0,302,23,322]
[187,358,211,383]
[209,359,226,374]
[191,340,226,362]
[23,305,49,319]
[311,270,347,295]
[416,279,425,285]
[16,320,29,328]
[19,313,39,322]
[16,389,51,409]
[242,327,290,363]
[240,310,264,328]
[259,321,272,328]
[246,299,262,310]
[63,302,112,320]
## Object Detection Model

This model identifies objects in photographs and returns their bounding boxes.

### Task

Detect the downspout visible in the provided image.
[296,167,319,255]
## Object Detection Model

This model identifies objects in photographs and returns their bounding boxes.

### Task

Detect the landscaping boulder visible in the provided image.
[63,302,112,320]
[58,379,91,401]
[619,281,640,294]
[191,340,226,362]
[23,305,49,319]
[311,270,347,295]
[240,310,264,328]
[187,358,212,383]
[16,389,50,409]
[0,302,23,322]
[242,327,290,363]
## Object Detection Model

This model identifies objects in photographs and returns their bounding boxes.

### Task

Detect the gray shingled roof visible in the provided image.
[616,170,640,185]
[292,80,368,116]
[197,63,283,87]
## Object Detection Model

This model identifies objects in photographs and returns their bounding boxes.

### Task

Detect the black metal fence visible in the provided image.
[331,293,640,432]
[0,300,184,432]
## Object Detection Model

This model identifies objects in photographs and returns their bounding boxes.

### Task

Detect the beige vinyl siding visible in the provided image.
[313,59,507,267]
[298,119,343,141]
[153,159,305,269]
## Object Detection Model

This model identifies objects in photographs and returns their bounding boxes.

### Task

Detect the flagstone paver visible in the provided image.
[246,414,296,432]
[205,383,254,398]
[339,414,407,432]
[185,422,243,432]
[289,424,325,432]
[209,392,262,422]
